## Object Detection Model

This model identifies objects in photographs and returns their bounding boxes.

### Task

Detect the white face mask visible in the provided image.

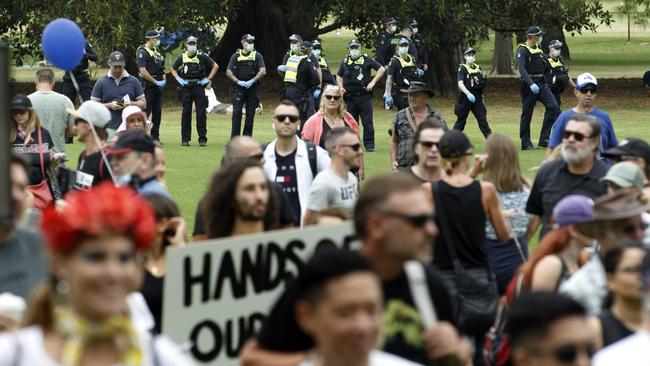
[398,46,409,55]
[187,45,197,53]
[290,43,299,52]
[537,36,543,45]
[465,56,475,64]
[245,43,254,52]
[391,25,397,33]
[551,49,561,57]
[412,27,418,34]
[154,39,161,47]
[312,49,321,58]
[349,49,360,58]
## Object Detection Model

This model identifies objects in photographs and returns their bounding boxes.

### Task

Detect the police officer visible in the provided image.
[278,34,322,100]
[546,39,576,108]
[310,39,335,107]
[409,20,429,72]
[61,29,98,105]
[336,39,386,151]
[375,17,399,67]
[137,29,166,143]
[517,26,560,150]
[226,34,266,138]
[281,41,319,127]
[384,37,424,111]
[453,47,492,138]
[170,36,218,147]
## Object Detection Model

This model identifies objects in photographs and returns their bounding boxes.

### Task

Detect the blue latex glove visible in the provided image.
[243,80,255,89]
[155,79,166,88]
[465,91,476,103]
[313,89,321,98]
[237,80,247,87]
[530,83,540,95]
[384,94,394,107]
[277,65,287,72]
[416,68,425,78]
[198,78,210,86]
[175,76,188,86]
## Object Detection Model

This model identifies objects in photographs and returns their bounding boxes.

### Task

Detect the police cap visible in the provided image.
[463,47,477,55]
[397,37,409,46]
[241,34,255,43]
[409,19,418,27]
[311,40,322,49]
[348,39,361,48]
[526,26,543,37]
[187,36,198,44]
[300,41,312,50]
[384,17,397,25]
[289,34,302,42]
[549,39,563,49]
[145,29,160,38]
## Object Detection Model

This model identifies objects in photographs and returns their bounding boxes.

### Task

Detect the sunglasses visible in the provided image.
[339,143,361,152]
[324,95,341,101]
[380,211,435,228]
[578,87,597,94]
[274,114,300,123]
[620,222,649,236]
[562,130,589,142]
[419,141,439,148]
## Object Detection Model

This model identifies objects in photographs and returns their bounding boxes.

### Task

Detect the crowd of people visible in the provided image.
[2,18,650,366]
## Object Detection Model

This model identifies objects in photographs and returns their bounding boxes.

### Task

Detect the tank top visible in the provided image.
[598,309,634,347]
[433,180,488,270]
[319,119,332,148]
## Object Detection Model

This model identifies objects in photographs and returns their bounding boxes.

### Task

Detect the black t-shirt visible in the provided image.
[11,128,54,185]
[274,149,301,220]
[140,270,164,334]
[77,150,111,187]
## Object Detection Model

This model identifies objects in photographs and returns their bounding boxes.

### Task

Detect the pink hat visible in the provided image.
[117,106,149,133]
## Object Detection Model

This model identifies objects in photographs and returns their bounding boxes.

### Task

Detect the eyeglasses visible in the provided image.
[324,95,341,101]
[274,114,300,123]
[380,211,435,228]
[562,130,589,142]
[339,143,361,152]
[578,87,597,95]
[419,141,439,148]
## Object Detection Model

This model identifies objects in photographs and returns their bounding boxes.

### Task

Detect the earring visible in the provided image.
[56,280,70,295]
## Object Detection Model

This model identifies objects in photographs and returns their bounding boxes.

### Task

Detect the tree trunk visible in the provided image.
[491,31,514,75]
[427,41,462,97]
[541,24,571,60]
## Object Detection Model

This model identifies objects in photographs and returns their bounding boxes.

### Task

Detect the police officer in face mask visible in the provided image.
[336,39,386,151]
[137,29,166,143]
[170,36,218,146]
[545,40,576,109]
[517,26,560,150]
[409,20,429,72]
[226,34,266,138]
[282,41,319,128]
[384,37,424,111]
[453,47,492,138]
[376,17,399,67]
[278,34,322,100]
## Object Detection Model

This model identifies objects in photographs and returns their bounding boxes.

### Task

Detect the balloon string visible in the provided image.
[69,72,117,185]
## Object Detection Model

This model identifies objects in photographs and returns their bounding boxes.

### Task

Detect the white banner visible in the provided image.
[162,223,358,365]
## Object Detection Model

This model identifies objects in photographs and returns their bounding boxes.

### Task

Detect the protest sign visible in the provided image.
[163,223,358,365]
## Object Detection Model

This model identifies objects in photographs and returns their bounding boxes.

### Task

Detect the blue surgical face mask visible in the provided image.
[412,27,418,34]
[391,25,398,33]
[187,45,197,53]
[290,43,299,52]
[465,56,475,64]
[117,173,132,187]
[551,49,561,57]
[245,43,254,52]
[349,49,360,58]
[155,39,161,47]
[398,46,409,55]
[312,49,321,58]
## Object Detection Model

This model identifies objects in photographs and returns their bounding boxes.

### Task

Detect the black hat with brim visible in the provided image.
[400,82,435,97]
[526,26,544,36]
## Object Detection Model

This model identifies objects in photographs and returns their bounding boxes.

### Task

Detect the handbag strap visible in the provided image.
[404,260,438,328]
[36,128,45,179]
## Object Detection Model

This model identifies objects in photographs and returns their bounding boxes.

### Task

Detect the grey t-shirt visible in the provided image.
[0,228,47,300]
[306,168,359,214]
[28,91,74,154]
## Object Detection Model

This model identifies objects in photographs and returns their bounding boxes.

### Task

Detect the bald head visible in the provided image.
[224,136,264,164]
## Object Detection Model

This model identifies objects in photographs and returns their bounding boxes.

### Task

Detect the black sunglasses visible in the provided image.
[419,141,439,148]
[621,221,649,236]
[578,87,597,94]
[339,143,361,152]
[551,343,595,364]
[324,95,341,101]
[274,114,300,123]
[380,211,435,228]
[562,130,588,142]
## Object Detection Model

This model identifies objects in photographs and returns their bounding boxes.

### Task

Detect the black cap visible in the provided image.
[384,17,397,25]
[289,34,302,42]
[400,81,434,97]
[311,40,321,49]
[107,128,155,155]
[348,39,361,48]
[300,41,312,50]
[526,26,543,36]
[241,34,255,42]
[463,47,477,55]
[108,51,125,66]
[397,37,409,46]
[438,130,474,159]
[187,36,198,44]
[409,19,418,27]
[549,39,563,49]
[10,94,32,112]
[603,138,650,164]
[145,29,160,38]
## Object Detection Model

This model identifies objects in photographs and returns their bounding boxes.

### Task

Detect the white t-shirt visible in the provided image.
[593,331,650,366]
[299,350,423,366]
[306,168,359,214]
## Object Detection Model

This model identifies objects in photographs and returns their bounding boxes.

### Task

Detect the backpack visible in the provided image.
[262,140,318,178]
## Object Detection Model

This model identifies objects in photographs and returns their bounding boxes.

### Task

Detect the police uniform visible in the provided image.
[375,17,399,66]
[409,21,429,69]
[227,34,265,137]
[546,55,570,108]
[172,41,215,145]
[517,26,560,149]
[453,61,492,138]
[387,51,422,110]
[137,31,166,141]
[61,40,97,103]
[337,47,382,150]
[283,42,318,127]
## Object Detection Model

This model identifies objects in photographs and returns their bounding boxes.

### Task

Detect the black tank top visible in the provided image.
[598,309,634,347]
[433,180,488,270]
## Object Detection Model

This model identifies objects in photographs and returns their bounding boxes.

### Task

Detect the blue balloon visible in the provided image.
[41,18,85,71]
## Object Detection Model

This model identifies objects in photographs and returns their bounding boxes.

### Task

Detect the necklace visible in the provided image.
[324,113,342,128]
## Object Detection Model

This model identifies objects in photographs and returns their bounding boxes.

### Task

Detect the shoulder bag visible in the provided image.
[26,128,54,209]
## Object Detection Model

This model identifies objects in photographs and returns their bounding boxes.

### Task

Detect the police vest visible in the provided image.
[234,50,258,81]
[342,55,371,93]
[284,54,308,84]
[546,57,569,92]
[138,45,165,78]
[178,51,205,80]
[517,44,546,76]
[460,63,486,91]
[391,54,419,88]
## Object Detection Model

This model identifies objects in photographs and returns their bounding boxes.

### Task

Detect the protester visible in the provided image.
[116,105,152,137]
[588,242,646,349]
[526,113,608,238]
[0,183,194,365]
[154,141,167,189]
[28,68,75,157]
[603,137,650,197]
[407,119,447,183]
[303,207,349,226]
[108,128,170,197]
[476,133,534,294]
[69,101,113,187]
[202,159,280,238]
[0,154,47,300]
[508,292,594,366]
[140,194,187,334]
[262,100,330,225]
[304,128,361,223]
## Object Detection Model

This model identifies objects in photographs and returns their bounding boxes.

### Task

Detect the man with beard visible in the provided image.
[202,159,279,238]
[547,73,618,163]
[303,128,361,223]
[407,119,447,182]
[526,113,608,238]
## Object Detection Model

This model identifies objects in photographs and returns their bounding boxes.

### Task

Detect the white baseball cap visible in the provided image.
[67,101,111,128]
[576,73,598,89]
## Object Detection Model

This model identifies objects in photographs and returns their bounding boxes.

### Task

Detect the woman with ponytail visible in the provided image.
[0,183,194,365]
